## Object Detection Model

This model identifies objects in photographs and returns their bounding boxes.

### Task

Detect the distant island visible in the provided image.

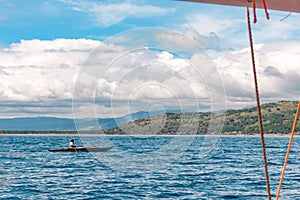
[0,101,299,135]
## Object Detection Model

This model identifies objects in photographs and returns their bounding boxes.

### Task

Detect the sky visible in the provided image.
[0,0,300,119]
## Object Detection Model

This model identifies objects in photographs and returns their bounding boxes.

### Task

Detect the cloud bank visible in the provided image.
[0,36,299,118]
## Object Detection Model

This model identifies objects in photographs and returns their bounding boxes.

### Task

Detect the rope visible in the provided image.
[262,0,270,19]
[246,7,272,200]
[251,0,270,23]
[280,12,292,22]
[276,101,300,199]
[252,0,257,23]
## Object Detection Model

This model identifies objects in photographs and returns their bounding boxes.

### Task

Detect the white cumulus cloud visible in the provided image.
[0,38,102,102]
[1,35,300,118]
[214,40,300,108]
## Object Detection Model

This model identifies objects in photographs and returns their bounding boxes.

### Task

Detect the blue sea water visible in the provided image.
[0,135,299,199]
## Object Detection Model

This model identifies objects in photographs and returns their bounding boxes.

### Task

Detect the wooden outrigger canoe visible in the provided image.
[48,146,113,152]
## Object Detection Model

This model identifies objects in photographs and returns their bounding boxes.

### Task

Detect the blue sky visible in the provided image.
[3,0,297,46]
[0,0,300,119]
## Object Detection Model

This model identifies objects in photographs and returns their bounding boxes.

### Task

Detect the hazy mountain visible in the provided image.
[0,110,180,131]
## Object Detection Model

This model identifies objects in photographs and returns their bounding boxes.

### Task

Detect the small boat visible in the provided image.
[48,146,113,152]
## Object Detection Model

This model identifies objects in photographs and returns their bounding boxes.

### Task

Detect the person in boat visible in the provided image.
[69,139,76,148]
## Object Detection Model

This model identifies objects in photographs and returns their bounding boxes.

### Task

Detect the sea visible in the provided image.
[0,135,299,199]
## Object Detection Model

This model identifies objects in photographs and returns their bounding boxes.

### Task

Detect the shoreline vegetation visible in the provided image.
[0,101,299,135]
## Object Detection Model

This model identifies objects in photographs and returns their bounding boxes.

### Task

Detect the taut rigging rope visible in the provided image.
[276,101,300,199]
[246,7,272,200]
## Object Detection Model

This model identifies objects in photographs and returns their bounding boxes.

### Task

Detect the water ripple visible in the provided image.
[0,136,300,199]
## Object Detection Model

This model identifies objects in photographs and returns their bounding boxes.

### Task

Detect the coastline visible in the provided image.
[0,132,298,137]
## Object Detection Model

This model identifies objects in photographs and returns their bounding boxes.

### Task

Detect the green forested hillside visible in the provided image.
[104,101,299,135]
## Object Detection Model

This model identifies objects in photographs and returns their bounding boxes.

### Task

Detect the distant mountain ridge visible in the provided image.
[1,101,299,134]
[0,110,181,131]
[0,117,76,131]
[104,101,299,135]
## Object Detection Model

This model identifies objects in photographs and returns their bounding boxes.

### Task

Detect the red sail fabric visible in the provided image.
[182,0,300,13]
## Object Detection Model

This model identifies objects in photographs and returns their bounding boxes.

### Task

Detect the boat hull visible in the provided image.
[48,146,113,152]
